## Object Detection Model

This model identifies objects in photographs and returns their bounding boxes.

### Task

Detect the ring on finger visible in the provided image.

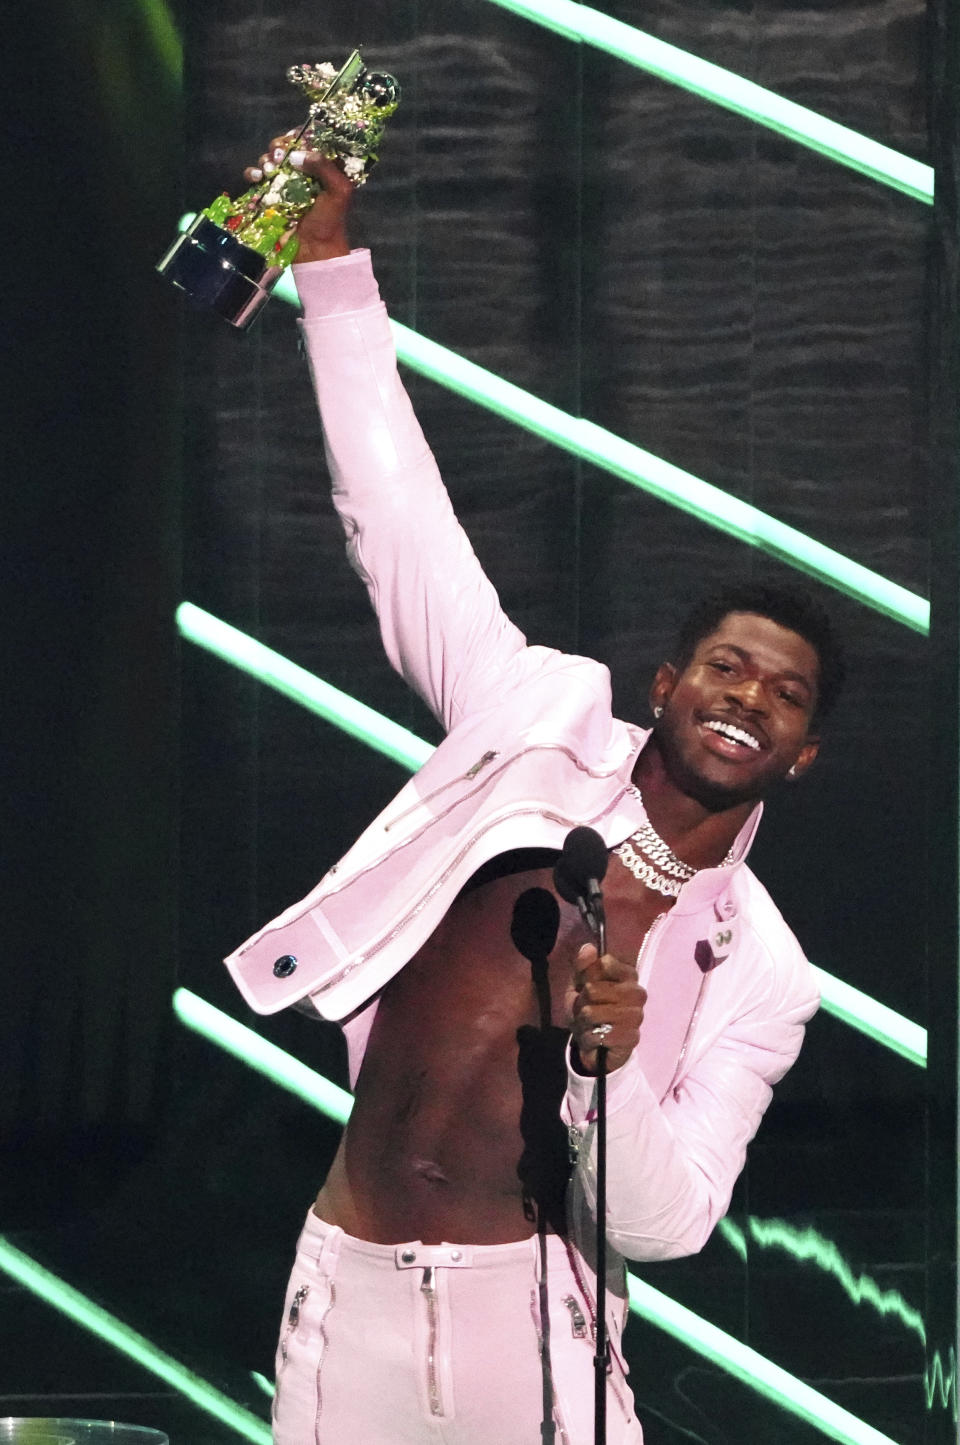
[591,1023,613,1040]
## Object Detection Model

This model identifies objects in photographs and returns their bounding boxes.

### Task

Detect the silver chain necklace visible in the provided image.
[614,787,735,898]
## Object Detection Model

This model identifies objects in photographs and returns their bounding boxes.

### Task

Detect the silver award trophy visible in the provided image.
[157,50,400,330]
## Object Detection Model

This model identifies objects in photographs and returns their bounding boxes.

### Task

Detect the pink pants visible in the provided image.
[272,1209,644,1444]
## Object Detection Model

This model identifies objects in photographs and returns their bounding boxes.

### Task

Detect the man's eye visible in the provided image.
[710,661,734,674]
[778,689,802,706]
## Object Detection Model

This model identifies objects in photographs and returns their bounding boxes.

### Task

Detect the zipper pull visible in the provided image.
[288,1283,309,1329]
[464,750,498,779]
[563,1295,588,1339]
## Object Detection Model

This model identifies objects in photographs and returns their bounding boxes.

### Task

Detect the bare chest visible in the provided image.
[319,858,669,1243]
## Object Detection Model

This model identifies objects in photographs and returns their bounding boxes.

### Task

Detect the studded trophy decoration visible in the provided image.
[157,51,400,330]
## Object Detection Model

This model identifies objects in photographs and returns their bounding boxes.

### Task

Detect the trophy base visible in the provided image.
[156,215,284,330]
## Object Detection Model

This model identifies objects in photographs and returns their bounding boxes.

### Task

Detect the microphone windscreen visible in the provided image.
[553,825,608,904]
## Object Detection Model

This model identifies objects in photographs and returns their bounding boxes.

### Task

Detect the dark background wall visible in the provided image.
[5,2,181,1190]
[2,0,956,1442]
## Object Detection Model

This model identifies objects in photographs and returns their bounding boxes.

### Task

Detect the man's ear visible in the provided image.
[649,663,678,717]
[787,735,820,781]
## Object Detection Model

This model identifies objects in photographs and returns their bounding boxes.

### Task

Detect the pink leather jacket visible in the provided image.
[224,250,819,1268]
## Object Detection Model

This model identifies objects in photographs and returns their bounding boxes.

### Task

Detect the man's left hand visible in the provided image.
[568,944,646,1075]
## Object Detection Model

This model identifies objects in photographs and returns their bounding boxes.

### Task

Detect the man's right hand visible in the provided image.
[245,137,354,263]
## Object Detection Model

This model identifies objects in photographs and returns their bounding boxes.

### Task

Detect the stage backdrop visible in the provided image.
[3,1,957,1443]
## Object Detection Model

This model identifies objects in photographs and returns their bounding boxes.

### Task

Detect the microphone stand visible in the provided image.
[577,881,609,1445]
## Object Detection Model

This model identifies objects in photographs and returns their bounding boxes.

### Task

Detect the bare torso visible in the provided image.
[315,851,671,1245]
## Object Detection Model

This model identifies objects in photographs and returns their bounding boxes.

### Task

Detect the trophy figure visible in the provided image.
[157,50,400,330]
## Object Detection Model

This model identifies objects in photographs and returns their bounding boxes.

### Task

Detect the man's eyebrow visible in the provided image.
[706,642,816,690]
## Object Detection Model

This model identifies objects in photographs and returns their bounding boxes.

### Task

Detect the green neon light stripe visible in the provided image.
[139,0,183,84]
[0,1236,271,1444]
[388,320,928,632]
[925,1348,959,1418]
[720,1213,749,1260]
[627,1274,901,1445]
[718,1216,926,1342]
[480,0,933,203]
[177,604,930,1064]
[178,221,930,635]
[176,603,433,771]
[174,987,354,1124]
[175,989,899,1445]
[812,964,926,1067]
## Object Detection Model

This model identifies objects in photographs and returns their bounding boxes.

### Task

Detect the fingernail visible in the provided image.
[249,166,263,181]
[287,149,307,170]
[272,147,286,162]
[263,161,277,176]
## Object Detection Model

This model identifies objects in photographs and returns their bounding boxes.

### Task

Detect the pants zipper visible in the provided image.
[563,1242,632,1419]
[562,1294,588,1338]
[273,1283,309,1420]
[420,1266,445,1418]
[314,1280,335,1440]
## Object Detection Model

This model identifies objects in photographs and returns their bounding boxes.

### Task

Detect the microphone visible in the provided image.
[553,826,608,953]
[554,825,612,1443]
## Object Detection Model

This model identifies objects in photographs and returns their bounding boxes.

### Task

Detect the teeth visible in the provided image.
[704,720,760,751]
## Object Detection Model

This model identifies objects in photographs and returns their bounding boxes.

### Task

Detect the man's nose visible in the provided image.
[725,676,767,712]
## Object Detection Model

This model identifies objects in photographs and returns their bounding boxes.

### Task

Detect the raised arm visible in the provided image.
[273,148,529,731]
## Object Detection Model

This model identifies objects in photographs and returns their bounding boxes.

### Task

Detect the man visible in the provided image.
[225,149,844,1443]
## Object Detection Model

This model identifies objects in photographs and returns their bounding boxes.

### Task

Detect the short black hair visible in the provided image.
[670,582,846,723]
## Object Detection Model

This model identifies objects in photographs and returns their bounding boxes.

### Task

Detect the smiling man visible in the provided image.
[644,597,828,816]
[225,152,845,1445]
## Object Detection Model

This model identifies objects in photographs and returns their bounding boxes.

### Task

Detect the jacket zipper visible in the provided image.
[240,739,631,961]
[464,748,499,778]
[636,910,667,978]
[310,792,637,997]
[383,749,500,832]
[381,740,625,836]
[665,969,713,1099]
[244,737,635,973]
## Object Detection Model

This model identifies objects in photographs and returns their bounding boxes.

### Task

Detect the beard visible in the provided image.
[652,718,774,813]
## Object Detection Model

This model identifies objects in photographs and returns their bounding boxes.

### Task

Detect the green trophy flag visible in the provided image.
[157,51,400,330]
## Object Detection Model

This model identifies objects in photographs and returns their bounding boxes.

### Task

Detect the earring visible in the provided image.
[787,764,798,779]
[653,705,663,719]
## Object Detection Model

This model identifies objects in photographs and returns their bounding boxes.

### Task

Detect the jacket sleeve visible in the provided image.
[294,251,528,733]
[561,943,819,1262]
